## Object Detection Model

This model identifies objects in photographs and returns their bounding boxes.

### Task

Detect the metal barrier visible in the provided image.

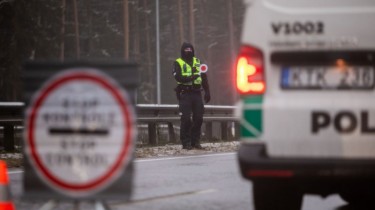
[0,102,24,151]
[0,103,238,150]
[137,104,238,145]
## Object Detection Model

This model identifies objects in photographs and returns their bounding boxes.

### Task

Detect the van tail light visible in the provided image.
[235,45,265,95]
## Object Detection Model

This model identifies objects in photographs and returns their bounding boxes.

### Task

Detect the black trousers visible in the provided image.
[179,91,204,147]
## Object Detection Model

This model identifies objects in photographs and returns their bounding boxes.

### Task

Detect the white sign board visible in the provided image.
[24,69,136,197]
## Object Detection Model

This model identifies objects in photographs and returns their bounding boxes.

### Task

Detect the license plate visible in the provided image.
[281,66,375,89]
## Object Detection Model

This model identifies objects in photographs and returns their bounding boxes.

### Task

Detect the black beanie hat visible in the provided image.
[181,42,195,61]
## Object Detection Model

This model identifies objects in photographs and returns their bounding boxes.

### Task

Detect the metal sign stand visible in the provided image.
[39,200,112,210]
[94,201,112,210]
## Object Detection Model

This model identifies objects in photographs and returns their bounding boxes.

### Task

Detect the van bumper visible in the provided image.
[238,143,375,181]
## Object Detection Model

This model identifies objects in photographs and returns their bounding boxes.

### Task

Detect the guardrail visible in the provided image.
[0,102,24,151]
[137,104,238,145]
[0,103,238,151]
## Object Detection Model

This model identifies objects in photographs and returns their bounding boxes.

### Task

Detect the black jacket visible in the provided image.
[173,42,210,94]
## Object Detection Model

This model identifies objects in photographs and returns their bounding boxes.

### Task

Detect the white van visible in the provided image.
[235,0,375,209]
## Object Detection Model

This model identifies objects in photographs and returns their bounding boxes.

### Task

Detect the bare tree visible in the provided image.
[177,0,184,44]
[143,0,151,78]
[60,0,66,61]
[142,0,154,103]
[123,0,129,60]
[227,0,235,62]
[85,0,93,58]
[189,0,195,45]
[227,0,236,104]
[134,0,140,60]
[10,0,246,104]
[73,0,80,58]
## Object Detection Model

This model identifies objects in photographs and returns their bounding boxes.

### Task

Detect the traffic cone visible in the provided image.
[0,160,15,210]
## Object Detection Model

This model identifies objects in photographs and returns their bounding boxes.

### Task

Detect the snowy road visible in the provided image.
[9,152,347,210]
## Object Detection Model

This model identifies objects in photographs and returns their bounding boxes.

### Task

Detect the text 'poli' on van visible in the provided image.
[235,0,375,209]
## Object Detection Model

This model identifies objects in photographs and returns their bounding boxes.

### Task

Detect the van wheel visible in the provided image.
[339,187,374,207]
[252,180,303,210]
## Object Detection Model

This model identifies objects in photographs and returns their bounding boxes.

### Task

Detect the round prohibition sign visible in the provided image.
[199,64,208,73]
[25,69,135,197]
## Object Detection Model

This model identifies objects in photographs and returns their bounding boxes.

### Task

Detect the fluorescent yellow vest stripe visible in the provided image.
[176,57,202,85]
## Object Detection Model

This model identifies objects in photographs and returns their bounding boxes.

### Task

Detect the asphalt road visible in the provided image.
[8,152,349,210]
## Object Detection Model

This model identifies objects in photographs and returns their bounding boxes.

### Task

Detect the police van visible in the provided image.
[235,0,375,209]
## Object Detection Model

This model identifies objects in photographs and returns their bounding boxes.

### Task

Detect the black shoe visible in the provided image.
[182,145,193,150]
[192,144,204,150]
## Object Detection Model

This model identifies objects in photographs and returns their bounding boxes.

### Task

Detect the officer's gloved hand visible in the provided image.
[204,92,211,103]
[191,75,199,81]
[174,87,181,101]
[176,91,181,101]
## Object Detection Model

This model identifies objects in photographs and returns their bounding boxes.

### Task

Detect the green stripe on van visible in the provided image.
[243,95,263,104]
[241,96,263,138]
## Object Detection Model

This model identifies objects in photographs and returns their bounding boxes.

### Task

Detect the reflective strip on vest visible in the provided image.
[176,57,202,85]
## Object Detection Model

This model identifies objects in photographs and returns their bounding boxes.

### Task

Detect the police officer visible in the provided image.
[173,42,211,150]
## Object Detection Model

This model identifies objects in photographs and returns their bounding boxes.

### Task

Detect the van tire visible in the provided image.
[252,180,303,210]
[339,186,375,207]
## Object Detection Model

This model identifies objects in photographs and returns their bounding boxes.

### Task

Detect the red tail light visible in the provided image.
[235,45,265,95]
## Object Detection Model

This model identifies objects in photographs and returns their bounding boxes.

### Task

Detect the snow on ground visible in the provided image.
[0,141,240,167]
[135,141,239,158]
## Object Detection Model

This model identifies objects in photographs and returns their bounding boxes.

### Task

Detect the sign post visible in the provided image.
[22,62,138,209]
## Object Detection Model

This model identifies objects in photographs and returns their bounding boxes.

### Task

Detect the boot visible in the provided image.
[182,145,193,150]
[192,144,204,150]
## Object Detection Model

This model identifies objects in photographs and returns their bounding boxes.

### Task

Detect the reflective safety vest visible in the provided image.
[176,57,202,85]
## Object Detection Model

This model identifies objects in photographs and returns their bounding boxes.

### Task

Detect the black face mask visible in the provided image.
[181,42,195,61]
[184,51,193,59]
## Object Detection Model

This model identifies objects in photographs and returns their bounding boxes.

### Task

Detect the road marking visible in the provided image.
[8,170,23,174]
[112,189,217,206]
[7,152,236,175]
[135,152,236,163]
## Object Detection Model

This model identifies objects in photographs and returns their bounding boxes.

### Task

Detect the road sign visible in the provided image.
[199,64,208,73]
[24,68,136,197]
